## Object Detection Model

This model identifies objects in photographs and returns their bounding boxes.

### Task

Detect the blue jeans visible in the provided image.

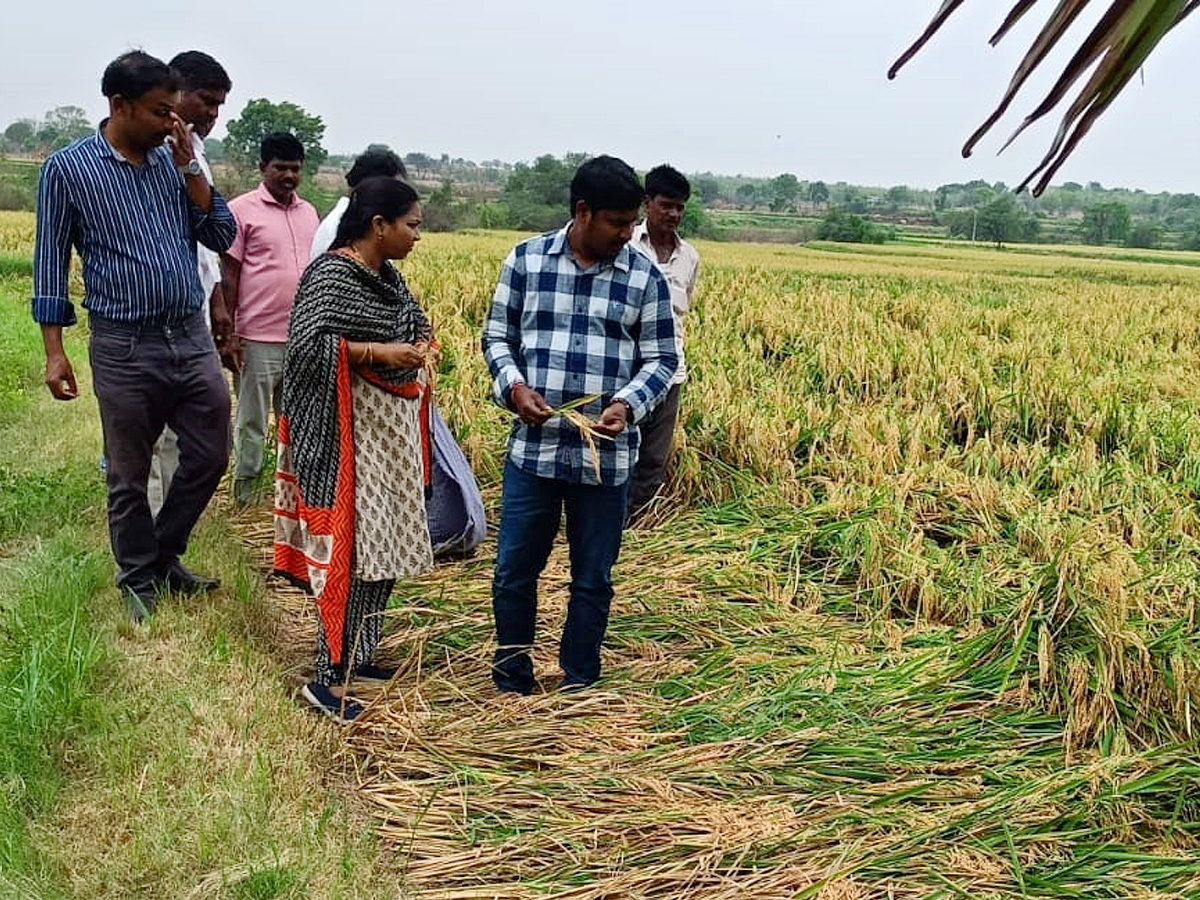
[491,460,629,692]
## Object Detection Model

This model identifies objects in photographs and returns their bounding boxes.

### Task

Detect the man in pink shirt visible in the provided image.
[222,132,319,503]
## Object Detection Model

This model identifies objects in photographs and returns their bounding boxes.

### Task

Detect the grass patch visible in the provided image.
[0,532,109,891]
[0,262,399,898]
[0,255,32,278]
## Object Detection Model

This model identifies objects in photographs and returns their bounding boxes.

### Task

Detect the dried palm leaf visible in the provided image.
[890,0,1199,194]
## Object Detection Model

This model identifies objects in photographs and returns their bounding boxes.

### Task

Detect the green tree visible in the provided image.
[3,120,37,153]
[679,200,711,239]
[809,180,829,206]
[1180,216,1200,251]
[35,107,91,151]
[886,185,912,210]
[735,182,757,208]
[976,194,1015,246]
[768,173,800,212]
[223,99,327,175]
[841,185,868,215]
[693,176,720,205]
[939,209,975,239]
[501,153,587,231]
[971,193,1041,246]
[404,152,435,178]
[1082,201,1131,245]
[422,179,459,232]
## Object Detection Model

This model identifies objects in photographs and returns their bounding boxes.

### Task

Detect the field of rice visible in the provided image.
[4,208,1200,897]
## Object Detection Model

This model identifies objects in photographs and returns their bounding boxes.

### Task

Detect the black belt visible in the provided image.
[89,311,207,336]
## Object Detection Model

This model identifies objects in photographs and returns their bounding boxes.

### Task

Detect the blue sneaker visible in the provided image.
[301,683,363,723]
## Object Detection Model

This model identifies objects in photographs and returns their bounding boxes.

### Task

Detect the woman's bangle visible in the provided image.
[365,342,373,366]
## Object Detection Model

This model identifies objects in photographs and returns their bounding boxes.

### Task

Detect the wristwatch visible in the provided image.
[181,158,203,177]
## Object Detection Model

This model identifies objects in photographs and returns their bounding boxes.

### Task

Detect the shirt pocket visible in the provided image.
[589,286,641,333]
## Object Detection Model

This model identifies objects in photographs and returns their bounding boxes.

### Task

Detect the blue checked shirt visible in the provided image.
[483,225,679,486]
[31,129,236,327]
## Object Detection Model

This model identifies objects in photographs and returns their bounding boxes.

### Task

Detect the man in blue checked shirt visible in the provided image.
[483,156,679,694]
[32,51,237,622]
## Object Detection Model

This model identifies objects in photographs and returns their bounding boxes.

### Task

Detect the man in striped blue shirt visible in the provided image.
[32,51,237,621]
[483,156,678,694]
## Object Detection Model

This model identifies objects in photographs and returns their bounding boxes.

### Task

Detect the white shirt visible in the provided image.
[630,222,700,384]
[192,132,220,316]
[310,195,348,261]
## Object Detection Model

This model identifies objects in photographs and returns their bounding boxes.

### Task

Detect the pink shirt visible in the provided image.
[227,183,320,342]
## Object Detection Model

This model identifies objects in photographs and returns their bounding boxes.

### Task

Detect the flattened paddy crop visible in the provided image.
[7,213,1200,897]
[386,232,1200,898]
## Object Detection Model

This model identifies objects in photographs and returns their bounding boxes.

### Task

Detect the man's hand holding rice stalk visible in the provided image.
[509,386,628,481]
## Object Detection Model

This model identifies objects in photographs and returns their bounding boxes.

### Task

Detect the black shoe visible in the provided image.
[300,682,363,723]
[122,584,158,623]
[493,672,536,696]
[160,561,220,595]
[354,663,398,682]
[492,649,535,695]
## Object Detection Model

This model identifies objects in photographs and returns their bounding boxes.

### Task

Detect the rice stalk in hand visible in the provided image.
[551,393,613,482]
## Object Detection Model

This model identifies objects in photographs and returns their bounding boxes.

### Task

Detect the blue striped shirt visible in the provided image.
[31,128,236,326]
[483,226,678,486]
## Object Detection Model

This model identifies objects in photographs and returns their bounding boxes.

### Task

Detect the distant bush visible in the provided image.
[816,208,889,243]
[1126,221,1165,249]
[504,198,568,233]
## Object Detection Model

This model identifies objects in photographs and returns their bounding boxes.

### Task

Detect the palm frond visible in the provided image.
[889,0,1198,195]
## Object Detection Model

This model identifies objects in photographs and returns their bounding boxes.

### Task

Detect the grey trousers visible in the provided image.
[232,339,286,499]
[627,382,682,517]
[89,312,231,591]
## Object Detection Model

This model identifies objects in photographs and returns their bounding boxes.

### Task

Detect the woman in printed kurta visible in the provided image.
[274,177,434,722]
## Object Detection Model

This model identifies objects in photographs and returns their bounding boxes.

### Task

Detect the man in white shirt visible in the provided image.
[627,165,700,522]
[147,51,233,518]
[310,147,408,260]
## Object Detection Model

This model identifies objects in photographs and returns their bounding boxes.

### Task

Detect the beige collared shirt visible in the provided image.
[630,222,699,384]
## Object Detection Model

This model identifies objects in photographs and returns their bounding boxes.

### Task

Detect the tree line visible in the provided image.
[4,98,1199,250]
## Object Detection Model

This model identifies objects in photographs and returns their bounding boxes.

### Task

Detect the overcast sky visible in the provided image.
[2,1,1196,192]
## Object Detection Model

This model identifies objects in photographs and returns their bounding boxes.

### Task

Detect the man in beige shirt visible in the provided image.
[628,165,700,521]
